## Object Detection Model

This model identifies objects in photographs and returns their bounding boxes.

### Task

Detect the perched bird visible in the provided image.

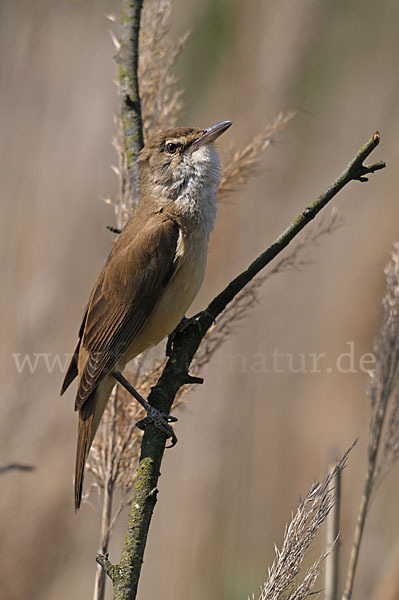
[61,120,232,509]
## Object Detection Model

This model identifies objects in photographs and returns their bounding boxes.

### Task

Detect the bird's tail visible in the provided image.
[75,393,96,511]
[74,378,114,510]
[75,390,110,511]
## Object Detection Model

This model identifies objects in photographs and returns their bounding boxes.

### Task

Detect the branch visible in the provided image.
[92,4,144,597]
[117,0,144,204]
[96,553,117,581]
[205,132,385,323]
[0,463,35,474]
[100,132,384,599]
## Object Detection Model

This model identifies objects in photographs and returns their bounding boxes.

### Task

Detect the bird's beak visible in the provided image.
[190,120,232,149]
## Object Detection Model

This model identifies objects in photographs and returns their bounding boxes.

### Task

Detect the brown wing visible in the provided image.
[60,305,88,395]
[74,215,179,410]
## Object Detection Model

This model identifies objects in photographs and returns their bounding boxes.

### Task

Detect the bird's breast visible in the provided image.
[123,229,209,363]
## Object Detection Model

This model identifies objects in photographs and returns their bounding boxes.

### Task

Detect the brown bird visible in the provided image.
[61,120,232,509]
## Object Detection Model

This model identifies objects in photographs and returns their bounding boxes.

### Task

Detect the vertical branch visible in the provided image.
[325,461,341,600]
[117,0,144,204]
[111,431,165,600]
[94,7,146,588]
[94,10,145,597]
[94,5,144,590]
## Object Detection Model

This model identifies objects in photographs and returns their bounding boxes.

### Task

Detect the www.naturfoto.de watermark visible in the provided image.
[12,342,375,376]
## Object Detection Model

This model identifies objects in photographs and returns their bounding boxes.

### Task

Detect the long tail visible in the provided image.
[75,392,97,511]
[74,378,113,510]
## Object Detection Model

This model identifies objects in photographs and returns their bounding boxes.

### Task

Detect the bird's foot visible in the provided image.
[112,370,178,447]
[136,406,178,447]
[166,310,215,356]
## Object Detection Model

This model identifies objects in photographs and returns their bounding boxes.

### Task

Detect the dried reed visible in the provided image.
[139,0,189,139]
[249,447,353,600]
[342,242,399,600]
[218,110,296,198]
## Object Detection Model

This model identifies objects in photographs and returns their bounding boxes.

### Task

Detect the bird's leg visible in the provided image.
[112,370,178,447]
[166,310,215,357]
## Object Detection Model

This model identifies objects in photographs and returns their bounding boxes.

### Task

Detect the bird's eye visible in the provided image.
[165,142,178,154]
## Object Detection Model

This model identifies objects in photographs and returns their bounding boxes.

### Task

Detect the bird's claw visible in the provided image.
[136,406,178,447]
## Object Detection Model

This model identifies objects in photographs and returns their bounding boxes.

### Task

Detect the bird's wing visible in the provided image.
[60,305,88,395]
[75,216,179,410]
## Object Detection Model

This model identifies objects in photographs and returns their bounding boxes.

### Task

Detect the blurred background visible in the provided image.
[1,0,398,598]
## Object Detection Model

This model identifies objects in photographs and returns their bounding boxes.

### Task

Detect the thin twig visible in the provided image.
[204,133,384,325]
[107,225,122,234]
[342,477,372,600]
[0,463,35,474]
[96,553,116,581]
[100,132,385,599]
[325,461,341,600]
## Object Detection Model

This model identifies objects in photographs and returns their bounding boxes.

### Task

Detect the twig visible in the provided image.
[342,476,372,600]
[0,463,35,474]
[96,553,117,581]
[99,132,385,599]
[117,0,144,204]
[107,225,122,234]
[325,461,341,600]
[205,133,384,324]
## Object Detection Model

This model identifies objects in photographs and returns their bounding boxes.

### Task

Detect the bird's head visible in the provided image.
[138,121,232,224]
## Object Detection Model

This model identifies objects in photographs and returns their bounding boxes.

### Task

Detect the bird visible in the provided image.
[60,120,232,510]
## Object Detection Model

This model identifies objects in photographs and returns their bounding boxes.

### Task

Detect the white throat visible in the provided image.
[172,144,220,236]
